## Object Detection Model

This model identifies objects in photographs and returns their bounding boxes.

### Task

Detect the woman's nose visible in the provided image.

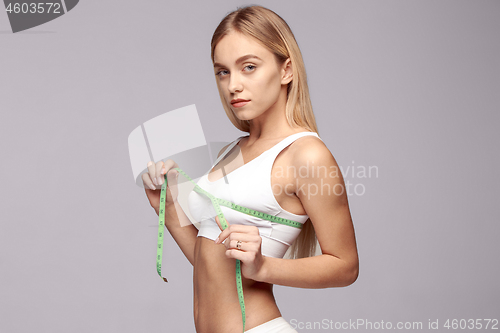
[228,74,243,93]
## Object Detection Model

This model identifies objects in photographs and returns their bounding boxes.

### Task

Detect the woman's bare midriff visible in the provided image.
[193,236,281,333]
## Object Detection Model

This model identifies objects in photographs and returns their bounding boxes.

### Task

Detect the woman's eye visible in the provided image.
[244,65,256,71]
[216,70,229,77]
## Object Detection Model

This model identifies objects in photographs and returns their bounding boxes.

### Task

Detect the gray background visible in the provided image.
[1,0,499,332]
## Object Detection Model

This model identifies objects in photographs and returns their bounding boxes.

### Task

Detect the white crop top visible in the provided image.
[187,131,321,258]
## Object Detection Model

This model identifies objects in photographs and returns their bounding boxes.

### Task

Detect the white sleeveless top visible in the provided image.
[187,131,321,258]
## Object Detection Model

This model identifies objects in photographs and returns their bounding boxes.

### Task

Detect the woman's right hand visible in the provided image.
[142,159,180,215]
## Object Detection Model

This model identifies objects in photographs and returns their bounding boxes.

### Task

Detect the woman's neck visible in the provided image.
[246,87,303,143]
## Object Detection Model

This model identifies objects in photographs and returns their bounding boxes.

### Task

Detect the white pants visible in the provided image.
[244,317,298,333]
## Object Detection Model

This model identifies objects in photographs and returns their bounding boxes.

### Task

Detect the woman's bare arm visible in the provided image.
[256,137,359,288]
[159,201,199,266]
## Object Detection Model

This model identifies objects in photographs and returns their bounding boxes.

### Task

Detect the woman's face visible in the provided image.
[213,31,290,122]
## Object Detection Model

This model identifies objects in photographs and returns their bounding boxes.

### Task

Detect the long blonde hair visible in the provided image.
[211,5,320,259]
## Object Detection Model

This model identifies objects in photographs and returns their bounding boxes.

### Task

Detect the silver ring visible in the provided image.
[236,240,242,250]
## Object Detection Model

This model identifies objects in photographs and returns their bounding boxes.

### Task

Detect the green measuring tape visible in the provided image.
[156,167,303,332]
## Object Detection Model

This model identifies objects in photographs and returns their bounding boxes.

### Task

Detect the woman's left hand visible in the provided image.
[214,215,266,281]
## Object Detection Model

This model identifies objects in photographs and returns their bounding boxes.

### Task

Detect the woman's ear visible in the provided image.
[281,58,293,84]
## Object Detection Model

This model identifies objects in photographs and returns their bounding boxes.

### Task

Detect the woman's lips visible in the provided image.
[232,101,249,108]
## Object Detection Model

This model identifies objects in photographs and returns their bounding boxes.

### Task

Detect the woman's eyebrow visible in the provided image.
[213,54,262,68]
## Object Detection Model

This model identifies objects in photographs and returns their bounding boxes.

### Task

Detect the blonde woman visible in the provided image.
[143,5,358,333]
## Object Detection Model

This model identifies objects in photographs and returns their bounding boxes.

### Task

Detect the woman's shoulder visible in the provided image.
[289,132,336,169]
[292,130,327,151]
[215,134,249,159]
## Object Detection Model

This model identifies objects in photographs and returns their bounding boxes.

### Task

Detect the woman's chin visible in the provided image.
[232,111,253,121]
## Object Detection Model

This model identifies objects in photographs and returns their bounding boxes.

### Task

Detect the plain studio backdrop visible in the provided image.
[1,1,498,332]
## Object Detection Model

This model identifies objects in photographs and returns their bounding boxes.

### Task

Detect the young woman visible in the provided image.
[142,5,358,333]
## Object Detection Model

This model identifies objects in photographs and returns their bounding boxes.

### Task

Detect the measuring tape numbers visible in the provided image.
[156,167,302,333]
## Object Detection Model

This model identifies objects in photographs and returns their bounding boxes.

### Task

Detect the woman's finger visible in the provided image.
[225,249,251,262]
[144,161,157,189]
[215,215,231,230]
[142,173,156,190]
[165,168,178,186]
[229,239,245,251]
[226,234,261,249]
[220,224,259,235]
[147,161,157,186]
[155,160,165,186]
[228,232,257,243]
[214,215,231,244]
[215,223,260,246]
